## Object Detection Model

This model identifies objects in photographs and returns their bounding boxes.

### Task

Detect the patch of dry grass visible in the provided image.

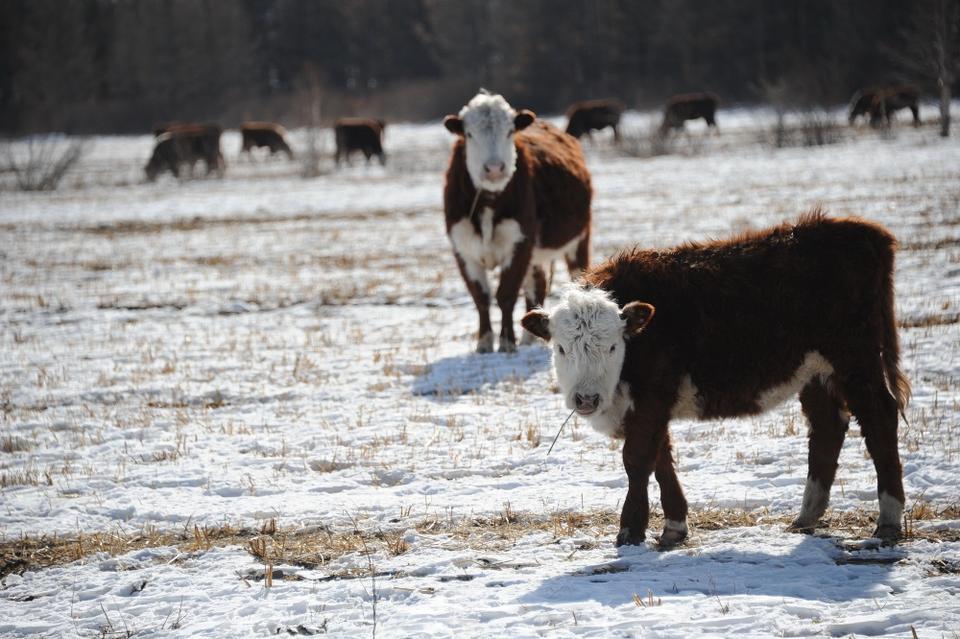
[4,503,959,578]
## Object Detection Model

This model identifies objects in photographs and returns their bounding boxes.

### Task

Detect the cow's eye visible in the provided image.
[609,344,616,353]
[558,345,565,356]
[466,132,473,139]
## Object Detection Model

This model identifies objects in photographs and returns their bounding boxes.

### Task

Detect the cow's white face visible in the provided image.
[444,91,535,192]
[522,287,654,416]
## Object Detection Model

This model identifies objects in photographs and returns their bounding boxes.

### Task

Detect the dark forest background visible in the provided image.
[0,0,952,135]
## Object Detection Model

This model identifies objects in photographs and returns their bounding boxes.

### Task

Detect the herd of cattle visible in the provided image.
[143,84,921,181]
[139,81,920,550]
[440,89,911,549]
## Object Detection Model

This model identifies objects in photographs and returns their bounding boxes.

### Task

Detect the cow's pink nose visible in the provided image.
[483,161,505,177]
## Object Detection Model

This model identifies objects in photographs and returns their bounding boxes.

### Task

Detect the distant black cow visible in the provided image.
[144,124,224,180]
[334,118,386,166]
[848,86,920,127]
[660,92,719,134]
[241,121,294,159]
[565,99,625,142]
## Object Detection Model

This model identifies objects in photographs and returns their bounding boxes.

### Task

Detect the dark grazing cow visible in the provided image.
[240,121,294,159]
[522,212,909,548]
[334,118,386,166]
[848,85,920,127]
[144,124,225,180]
[444,90,592,353]
[660,92,720,133]
[565,99,625,142]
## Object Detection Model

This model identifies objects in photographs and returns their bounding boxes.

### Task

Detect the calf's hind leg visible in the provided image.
[838,366,905,541]
[789,377,849,533]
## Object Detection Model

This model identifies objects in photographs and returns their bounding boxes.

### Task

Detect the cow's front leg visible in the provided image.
[617,415,667,547]
[454,253,493,353]
[495,239,533,353]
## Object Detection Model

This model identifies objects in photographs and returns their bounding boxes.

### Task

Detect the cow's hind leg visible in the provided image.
[838,363,905,542]
[789,377,849,533]
[565,226,590,282]
[655,434,688,547]
[520,264,548,345]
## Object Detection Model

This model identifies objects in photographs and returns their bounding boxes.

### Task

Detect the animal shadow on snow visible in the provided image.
[412,345,551,400]
[524,532,902,607]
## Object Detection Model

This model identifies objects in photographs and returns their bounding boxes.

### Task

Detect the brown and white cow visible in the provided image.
[241,121,295,159]
[565,99,625,143]
[334,118,386,166]
[660,92,719,134]
[444,90,592,353]
[522,212,909,547]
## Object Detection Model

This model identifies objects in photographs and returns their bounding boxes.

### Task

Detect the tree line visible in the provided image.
[0,0,956,135]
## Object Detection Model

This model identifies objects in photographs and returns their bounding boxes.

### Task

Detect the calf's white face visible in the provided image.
[522,287,654,416]
[444,91,535,192]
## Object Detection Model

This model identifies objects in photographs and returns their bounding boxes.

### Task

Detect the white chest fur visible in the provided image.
[449,208,525,271]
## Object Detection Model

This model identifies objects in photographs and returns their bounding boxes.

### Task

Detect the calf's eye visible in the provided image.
[558,345,565,355]
[609,344,616,353]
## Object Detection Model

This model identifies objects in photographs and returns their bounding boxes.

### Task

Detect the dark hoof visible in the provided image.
[476,333,494,354]
[872,524,902,545]
[657,528,687,549]
[787,519,817,535]
[498,339,517,353]
[615,527,644,547]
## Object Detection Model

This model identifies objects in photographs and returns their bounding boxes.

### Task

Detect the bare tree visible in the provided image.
[2,136,89,191]
[889,0,960,137]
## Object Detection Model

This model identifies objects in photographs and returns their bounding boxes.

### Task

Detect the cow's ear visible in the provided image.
[514,110,535,130]
[444,115,464,135]
[521,309,551,341]
[621,302,655,338]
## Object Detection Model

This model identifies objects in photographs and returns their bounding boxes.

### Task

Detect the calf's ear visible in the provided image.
[444,115,464,135]
[514,110,536,130]
[621,302,655,337]
[521,309,551,341]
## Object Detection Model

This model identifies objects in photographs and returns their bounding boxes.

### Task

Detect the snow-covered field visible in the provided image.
[2,108,959,637]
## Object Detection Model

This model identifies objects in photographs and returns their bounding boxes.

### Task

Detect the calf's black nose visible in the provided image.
[575,393,600,412]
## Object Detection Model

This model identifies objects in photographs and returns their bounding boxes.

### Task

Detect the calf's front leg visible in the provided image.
[617,413,669,547]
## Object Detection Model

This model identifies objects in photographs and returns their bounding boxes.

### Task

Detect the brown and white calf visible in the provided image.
[522,212,910,547]
[444,90,592,353]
